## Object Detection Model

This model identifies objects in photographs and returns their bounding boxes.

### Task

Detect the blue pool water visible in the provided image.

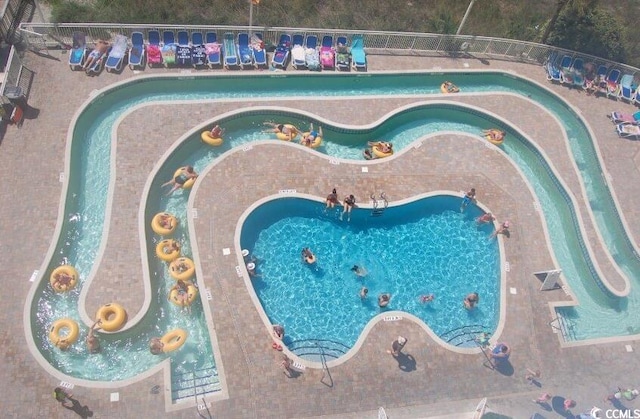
[241,196,500,351]
[29,71,640,399]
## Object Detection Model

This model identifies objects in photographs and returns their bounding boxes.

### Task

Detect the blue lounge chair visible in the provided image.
[128,32,145,69]
[161,30,177,67]
[595,64,609,95]
[606,68,622,97]
[544,52,562,82]
[251,33,267,68]
[304,35,320,71]
[175,30,192,67]
[320,35,335,70]
[272,34,291,69]
[105,34,128,73]
[205,32,221,68]
[291,34,306,70]
[69,31,87,70]
[237,32,254,69]
[223,32,239,69]
[147,30,162,67]
[619,73,636,102]
[351,34,367,71]
[191,32,206,67]
[335,35,350,71]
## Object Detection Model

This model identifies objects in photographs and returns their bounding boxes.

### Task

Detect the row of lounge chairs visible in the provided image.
[69,31,367,74]
[544,52,640,102]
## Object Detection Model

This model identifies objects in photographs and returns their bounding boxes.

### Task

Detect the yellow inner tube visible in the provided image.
[302,132,322,148]
[372,144,394,158]
[96,303,127,332]
[156,239,181,262]
[440,82,460,93]
[173,167,196,190]
[201,131,223,146]
[49,265,79,292]
[49,318,80,349]
[276,124,299,141]
[169,284,199,307]
[484,130,504,145]
[169,257,196,281]
[151,212,178,236]
[161,329,188,353]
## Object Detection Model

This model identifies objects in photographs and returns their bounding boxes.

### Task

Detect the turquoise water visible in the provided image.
[241,196,500,352]
[29,71,640,394]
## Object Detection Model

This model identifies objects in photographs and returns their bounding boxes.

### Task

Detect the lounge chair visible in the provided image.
[237,32,254,69]
[128,32,145,69]
[618,73,636,102]
[147,30,163,67]
[304,35,320,71]
[291,34,306,70]
[161,30,177,67]
[616,123,640,139]
[593,64,609,95]
[320,35,335,70]
[175,30,192,67]
[351,34,367,71]
[272,34,291,69]
[606,68,622,98]
[609,111,640,124]
[570,57,585,87]
[559,55,574,84]
[544,52,561,82]
[251,33,267,68]
[204,32,221,68]
[69,31,87,70]
[105,34,128,73]
[191,32,207,67]
[223,32,239,69]
[335,36,351,71]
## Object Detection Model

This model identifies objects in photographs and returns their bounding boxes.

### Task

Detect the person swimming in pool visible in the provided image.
[301,247,316,264]
[476,212,495,225]
[263,122,299,141]
[360,287,368,299]
[490,220,511,238]
[351,265,367,277]
[210,124,225,138]
[301,123,323,147]
[162,166,198,195]
[378,293,391,308]
[464,292,479,309]
[420,294,434,303]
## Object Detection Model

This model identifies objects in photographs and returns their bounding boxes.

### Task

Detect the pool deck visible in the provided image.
[2,50,640,418]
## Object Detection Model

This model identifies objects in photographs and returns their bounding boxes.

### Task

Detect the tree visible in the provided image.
[546,2,627,63]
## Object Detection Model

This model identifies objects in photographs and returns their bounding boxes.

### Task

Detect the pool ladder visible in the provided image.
[371,192,388,217]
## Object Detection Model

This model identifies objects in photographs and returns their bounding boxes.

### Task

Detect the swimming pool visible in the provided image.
[240,195,500,357]
[26,70,640,402]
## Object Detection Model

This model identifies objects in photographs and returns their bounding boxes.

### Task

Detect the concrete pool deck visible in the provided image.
[1,50,640,418]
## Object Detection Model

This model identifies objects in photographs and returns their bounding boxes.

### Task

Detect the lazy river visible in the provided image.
[26,71,640,401]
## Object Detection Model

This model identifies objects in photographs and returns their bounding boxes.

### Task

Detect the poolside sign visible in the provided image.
[534,269,562,291]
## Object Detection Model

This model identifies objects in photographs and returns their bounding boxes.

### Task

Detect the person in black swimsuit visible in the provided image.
[162,166,198,195]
